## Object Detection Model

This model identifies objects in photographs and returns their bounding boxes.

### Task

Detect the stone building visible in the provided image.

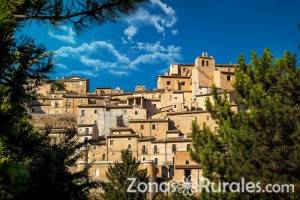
[29,52,238,196]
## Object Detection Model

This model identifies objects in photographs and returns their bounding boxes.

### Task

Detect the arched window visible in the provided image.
[202,60,205,66]
[206,60,209,66]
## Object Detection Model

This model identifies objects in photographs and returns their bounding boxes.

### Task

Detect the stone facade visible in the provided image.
[29,53,238,196]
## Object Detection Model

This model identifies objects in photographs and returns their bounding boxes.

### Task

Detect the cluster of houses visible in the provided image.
[29,52,237,194]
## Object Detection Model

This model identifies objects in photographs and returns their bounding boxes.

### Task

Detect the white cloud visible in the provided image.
[150,0,177,27]
[55,41,129,63]
[80,56,117,70]
[124,25,138,40]
[171,29,178,35]
[55,63,69,70]
[129,41,181,68]
[48,26,76,44]
[124,0,178,37]
[65,70,99,77]
[108,70,129,76]
[54,40,181,77]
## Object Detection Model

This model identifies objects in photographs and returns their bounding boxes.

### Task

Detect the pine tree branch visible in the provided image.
[13,0,143,24]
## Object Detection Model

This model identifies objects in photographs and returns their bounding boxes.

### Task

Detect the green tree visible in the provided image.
[100,149,149,200]
[191,49,300,200]
[0,0,145,199]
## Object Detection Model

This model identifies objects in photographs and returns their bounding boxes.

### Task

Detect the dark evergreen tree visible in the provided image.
[100,149,149,200]
[191,49,300,200]
[0,0,145,199]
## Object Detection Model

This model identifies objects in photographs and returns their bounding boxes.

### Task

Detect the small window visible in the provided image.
[227,75,231,81]
[128,137,131,140]
[124,110,127,114]
[152,124,156,130]
[110,140,114,145]
[153,104,156,107]
[142,157,146,161]
[80,110,85,117]
[186,160,189,165]
[135,111,138,115]
[181,82,185,86]
[142,145,147,154]
[85,128,89,135]
[140,124,144,130]
[172,144,176,153]
[202,60,205,66]
[206,60,209,66]
[93,146,97,150]
[102,154,106,160]
[154,145,158,154]
[128,144,131,149]
[187,144,191,151]
[167,81,171,85]
[174,96,177,99]
[94,110,97,114]
[182,68,185,72]
[174,105,177,108]
[154,158,158,165]
[94,168,99,177]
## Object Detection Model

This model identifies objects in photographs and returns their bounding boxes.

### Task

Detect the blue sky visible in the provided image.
[21,0,300,92]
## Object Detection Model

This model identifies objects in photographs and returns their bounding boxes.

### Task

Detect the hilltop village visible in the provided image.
[29,52,238,188]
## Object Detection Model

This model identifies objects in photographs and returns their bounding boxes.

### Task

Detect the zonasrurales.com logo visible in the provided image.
[127,176,295,195]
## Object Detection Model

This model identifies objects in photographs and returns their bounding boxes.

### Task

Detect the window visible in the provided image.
[140,124,144,130]
[174,105,177,108]
[142,145,147,154]
[110,140,114,146]
[152,124,156,130]
[102,154,106,160]
[93,146,97,150]
[128,137,131,140]
[135,111,138,115]
[227,75,231,81]
[85,128,89,135]
[187,144,191,151]
[206,60,209,66]
[182,68,185,72]
[167,81,171,85]
[94,168,99,177]
[94,109,97,114]
[181,82,185,86]
[184,170,191,181]
[172,144,176,153]
[154,145,158,154]
[202,60,205,66]
[128,144,131,149]
[153,104,156,108]
[154,158,158,165]
[80,110,85,117]
[142,157,146,161]
[124,110,127,114]
[186,160,189,165]
[174,96,177,99]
